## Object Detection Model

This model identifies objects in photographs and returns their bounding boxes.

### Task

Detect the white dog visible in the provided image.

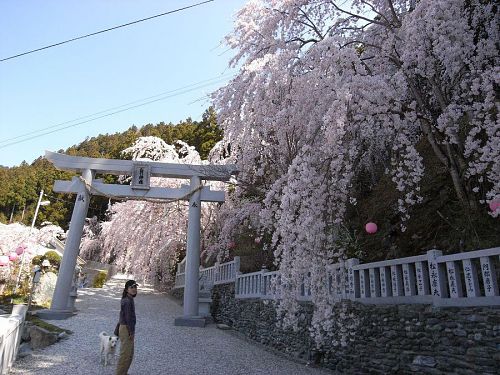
[99,331,119,366]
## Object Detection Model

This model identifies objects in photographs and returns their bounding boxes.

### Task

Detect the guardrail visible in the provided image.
[0,305,28,375]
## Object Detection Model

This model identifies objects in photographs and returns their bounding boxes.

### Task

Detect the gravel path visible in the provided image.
[11,277,334,375]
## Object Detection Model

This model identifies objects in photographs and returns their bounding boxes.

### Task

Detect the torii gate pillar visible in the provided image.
[174,176,205,327]
[38,169,94,320]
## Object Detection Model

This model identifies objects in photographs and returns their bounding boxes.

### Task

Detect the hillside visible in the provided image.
[0,108,221,229]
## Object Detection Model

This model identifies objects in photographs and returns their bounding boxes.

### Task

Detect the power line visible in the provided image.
[0,73,234,146]
[0,0,214,62]
[0,76,230,150]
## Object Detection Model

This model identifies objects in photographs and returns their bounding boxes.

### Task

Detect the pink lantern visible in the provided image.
[0,256,9,266]
[8,252,18,261]
[489,200,500,212]
[365,222,378,234]
[15,246,25,255]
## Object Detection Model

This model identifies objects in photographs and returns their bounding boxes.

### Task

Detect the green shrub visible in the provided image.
[31,255,43,266]
[32,251,62,269]
[44,251,62,269]
[92,271,107,288]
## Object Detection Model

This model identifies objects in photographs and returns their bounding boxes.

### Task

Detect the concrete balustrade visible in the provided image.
[174,256,240,289]
[175,247,500,307]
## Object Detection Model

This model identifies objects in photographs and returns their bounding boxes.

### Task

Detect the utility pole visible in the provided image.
[13,190,49,295]
[9,203,16,223]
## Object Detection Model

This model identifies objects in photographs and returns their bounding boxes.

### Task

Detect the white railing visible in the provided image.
[174,256,240,289]
[1,305,28,375]
[234,248,500,307]
[236,269,280,299]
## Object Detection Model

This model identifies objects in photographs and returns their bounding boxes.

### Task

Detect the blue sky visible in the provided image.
[0,0,246,167]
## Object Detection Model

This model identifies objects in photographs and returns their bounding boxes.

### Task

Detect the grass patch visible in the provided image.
[92,270,107,288]
[27,314,73,335]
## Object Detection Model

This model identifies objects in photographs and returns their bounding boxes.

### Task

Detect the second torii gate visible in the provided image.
[37,151,237,327]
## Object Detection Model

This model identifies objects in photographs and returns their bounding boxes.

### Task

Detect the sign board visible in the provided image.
[131,164,151,190]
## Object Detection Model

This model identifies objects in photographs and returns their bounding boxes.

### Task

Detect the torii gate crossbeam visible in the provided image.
[37,151,237,328]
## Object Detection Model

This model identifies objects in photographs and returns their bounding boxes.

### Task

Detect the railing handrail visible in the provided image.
[353,254,428,270]
[238,270,266,278]
[437,247,500,262]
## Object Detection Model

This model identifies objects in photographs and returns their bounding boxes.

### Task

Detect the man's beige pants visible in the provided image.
[116,325,134,375]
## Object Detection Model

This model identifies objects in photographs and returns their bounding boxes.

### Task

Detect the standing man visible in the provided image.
[116,280,138,375]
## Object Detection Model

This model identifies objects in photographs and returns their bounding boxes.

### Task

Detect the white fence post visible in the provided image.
[446,261,464,298]
[260,267,269,297]
[234,257,241,295]
[415,261,430,295]
[390,265,404,296]
[402,263,416,296]
[462,258,480,297]
[347,258,360,299]
[359,269,369,298]
[214,261,220,283]
[427,249,447,299]
[379,266,391,297]
[369,268,381,298]
[234,257,241,275]
[480,257,499,296]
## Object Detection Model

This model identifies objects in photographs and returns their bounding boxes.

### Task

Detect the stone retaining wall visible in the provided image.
[209,284,500,375]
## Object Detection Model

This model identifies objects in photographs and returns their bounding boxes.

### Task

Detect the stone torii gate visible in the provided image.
[37,151,237,327]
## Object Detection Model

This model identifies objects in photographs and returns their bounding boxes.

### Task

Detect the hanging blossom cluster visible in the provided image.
[0,222,65,282]
[212,0,499,346]
[0,222,65,255]
[80,137,220,289]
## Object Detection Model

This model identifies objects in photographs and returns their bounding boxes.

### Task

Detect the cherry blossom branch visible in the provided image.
[329,1,388,27]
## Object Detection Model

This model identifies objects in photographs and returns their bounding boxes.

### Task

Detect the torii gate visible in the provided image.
[37,151,237,327]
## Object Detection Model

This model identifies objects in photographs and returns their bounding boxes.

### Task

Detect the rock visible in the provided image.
[17,342,33,358]
[453,329,467,337]
[29,325,58,349]
[32,272,58,306]
[412,355,437,367]
[58,331,69,340]
[467,314,486,322]
[21,322,32,341]
[216,323,231,330]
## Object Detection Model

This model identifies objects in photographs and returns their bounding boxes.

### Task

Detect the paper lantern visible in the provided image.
[15,246,25,255]
[0,256,9,266]
[365,222,378,234]
[8,252,18,261]
[489,200,500,212]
